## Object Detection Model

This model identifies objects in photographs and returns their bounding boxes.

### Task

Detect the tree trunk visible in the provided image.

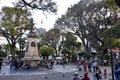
[10,43,16,60]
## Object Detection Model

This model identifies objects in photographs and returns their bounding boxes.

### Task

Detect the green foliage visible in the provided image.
[1,7,30,36]
[40,45,55,57]
[104,54,110,60]
[61,49,72,55]
[103,24,120,38]
[78,52,85,56]
[103,24,120,49]
[16,51,25,58]
[105,0,119,9]
[55,0,120,54]
[4,44,10,53]
[111,24,120,38]
[0,7,31,58]
[0,50,7,58]
[40,29,61,56]
[90,52,97,56]
[61,32,81,50]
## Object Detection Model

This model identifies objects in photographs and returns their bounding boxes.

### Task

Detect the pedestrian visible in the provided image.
[77,60,81,68]
[87,61,92,72]
[114,63,120,80]
[103,69,107,79]
[97,67,102,74]
[92,61,97,73]
[77,60,82,71]
[82,72,90,80]
[93,73,102,80]
[83,64,87,72]
[9,60,13,70]
[73,72,80,80]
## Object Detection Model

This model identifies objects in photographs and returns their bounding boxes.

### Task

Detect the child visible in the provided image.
[83,64,87,72]
[104,69,107,79]
[97,67,102,74]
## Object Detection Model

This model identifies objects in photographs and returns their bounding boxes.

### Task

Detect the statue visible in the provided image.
[30,18,34,33]
[23,18,40,68]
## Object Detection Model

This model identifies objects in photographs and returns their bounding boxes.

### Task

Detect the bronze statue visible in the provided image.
[30,18,34,33]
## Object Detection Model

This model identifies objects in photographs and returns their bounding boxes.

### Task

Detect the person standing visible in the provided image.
[103,69,107,79]
[73,72,80,80]
[87,61,92,72]
[92,61,97,73]
[82,72,90,80]
[9,60,14,71]
[114,63,120,80]
[93,73,102,80]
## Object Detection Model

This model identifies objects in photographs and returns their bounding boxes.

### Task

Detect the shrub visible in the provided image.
[0,50,7,58]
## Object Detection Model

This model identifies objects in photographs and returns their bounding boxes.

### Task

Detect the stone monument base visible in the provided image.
[23,57,40,68]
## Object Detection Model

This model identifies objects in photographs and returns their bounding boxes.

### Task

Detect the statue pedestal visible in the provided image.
[23,34,40,68]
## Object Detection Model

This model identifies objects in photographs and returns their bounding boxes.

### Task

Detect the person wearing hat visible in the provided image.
[73,72,80,80]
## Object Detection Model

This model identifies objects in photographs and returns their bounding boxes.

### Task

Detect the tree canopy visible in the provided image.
[15,0,57,13]
[54,0,120,53]
[0,7,31,58]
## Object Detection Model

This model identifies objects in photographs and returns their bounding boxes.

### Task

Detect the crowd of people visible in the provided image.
[0,58,120,80]
[73,60,120,80]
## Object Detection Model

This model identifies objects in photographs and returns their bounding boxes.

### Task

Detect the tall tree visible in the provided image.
[0,7,31,59]
[103,24,120,49]
[61,32,82,55]
[54,0,120,53]
[40,28,61,56]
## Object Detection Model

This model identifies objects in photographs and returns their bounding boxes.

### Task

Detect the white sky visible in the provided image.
[0,0,80,31]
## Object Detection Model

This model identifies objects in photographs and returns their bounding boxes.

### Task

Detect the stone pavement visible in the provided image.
[0,64,112,80]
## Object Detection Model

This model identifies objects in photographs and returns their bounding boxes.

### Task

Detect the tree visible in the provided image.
[15,0,57,13]
[115,0,120,8]
[19,37,26,52]
[60,32,82,62]
[103,24,120,49]
[61,32,81,53]
[40,45,55,60]
[40,29,61,56]
[54,0,120,53]
[0,50,7,59]
[0,7,31,59]
[3,44,10,54]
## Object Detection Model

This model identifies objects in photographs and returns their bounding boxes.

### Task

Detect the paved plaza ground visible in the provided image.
[0,64,112,80]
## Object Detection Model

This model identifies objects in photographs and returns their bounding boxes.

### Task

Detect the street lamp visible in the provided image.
[108,25,114,80]
[105,15,115,79]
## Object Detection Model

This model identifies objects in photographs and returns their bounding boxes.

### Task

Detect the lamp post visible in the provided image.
[108,25,114,80]
[106,15,114,79]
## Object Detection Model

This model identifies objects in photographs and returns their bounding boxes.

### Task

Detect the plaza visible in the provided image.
[0,0,120,80]
[0,64,112,80]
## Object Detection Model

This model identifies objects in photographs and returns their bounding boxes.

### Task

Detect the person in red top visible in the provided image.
[97,67,102,74]
[82,72,90,80]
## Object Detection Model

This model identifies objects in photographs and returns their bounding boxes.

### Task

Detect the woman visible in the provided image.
[82,72,90,80]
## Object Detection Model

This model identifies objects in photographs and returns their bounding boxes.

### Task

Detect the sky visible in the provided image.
[0,0,80,31]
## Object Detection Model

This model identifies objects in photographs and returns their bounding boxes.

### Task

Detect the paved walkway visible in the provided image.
[0,64,112,80]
